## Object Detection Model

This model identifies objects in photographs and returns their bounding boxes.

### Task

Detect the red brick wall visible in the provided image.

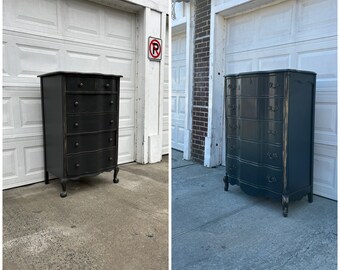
[191,0,211,163]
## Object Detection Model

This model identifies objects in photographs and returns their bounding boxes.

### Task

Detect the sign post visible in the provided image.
[148,36,162,61]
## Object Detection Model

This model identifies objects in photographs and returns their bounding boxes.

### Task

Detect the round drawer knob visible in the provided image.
[79,82,83,87]
[108,137,113,142]
[75,142,79,147]
[74,101,79,107]
[105,83,110,88]
[108,157,113,161]
[110,100,114,105]
[75,163,80,168]
[110,120,114,124]
[74,122,79,127]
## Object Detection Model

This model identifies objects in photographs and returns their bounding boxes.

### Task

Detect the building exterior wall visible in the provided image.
[191,0,211,163]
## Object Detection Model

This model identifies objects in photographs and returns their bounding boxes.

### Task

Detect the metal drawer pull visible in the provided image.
[267,175,277,183]
[267,130,276,135]
[269,82,280,89]
[74,122,79,127]
[75,163,80,168]
[110,120,114,124]
[267,152,278,159]
[79,82,83,87]
[75,142,79,147]
[108,157,113,161]
[74,101,79,107]
[268,105,278,112]
[108,137,113,142]
[229,145,236,150]
[105,83,110,88]
[110,100,114,105]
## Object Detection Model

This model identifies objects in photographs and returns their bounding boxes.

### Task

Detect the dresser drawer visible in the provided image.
[236,74,284,97]
[66,149,117,177]
[66,131,117,154]
[238,97,283,120]
[66,76,117,92]
[67,113,117,134]
[238,119,282,144]
[226,97,237,117]
[66,93,118,114]
[239,161,283,193]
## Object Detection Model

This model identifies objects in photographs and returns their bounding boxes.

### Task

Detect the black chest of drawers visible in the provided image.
[223,69,316,217]
[39,72,122,197]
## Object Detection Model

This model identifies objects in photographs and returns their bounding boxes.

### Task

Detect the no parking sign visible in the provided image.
[148,36,162,61]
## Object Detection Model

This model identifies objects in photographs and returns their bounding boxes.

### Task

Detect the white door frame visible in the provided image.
[172,2,193,160]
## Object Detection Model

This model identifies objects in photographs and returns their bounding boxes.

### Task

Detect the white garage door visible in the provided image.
[171,32,186,151]
[222,0,337,200]
[3,0,137,189]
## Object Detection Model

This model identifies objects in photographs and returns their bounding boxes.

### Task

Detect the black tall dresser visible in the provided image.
[223,69,316,217]
[39,72,122,197]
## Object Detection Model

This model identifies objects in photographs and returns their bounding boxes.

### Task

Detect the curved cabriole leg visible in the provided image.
[45,171,49,185]
[223,176,229,191]
[282,195,289,217]
[308,192,313,203]
[60,179,67,198]
[113,167,120,183]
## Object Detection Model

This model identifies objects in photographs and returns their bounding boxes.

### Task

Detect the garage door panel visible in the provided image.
[119,91,135,129]
[313,144,337,200]
[4,0,59,34]
[63,0,101,38]
[3,138,44,189]
[314,92,337,146]
[4,89,42,139]
[64,49,101,72]
[258,54,291,71]
[118,128,135,164]
[297,0,337,37]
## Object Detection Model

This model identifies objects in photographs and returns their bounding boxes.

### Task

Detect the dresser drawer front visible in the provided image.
[226,76,237,96]
[66,149,117,177]
[226,97,237,117]
[67,131,117,154]
[235,74,284,97]
[239,161,283,193]
[66,76,117,92]
[238,119,283,144]
[238,98,283,120]
[66,94,118,113]
[67,113,117,134]
[227,139,282,168]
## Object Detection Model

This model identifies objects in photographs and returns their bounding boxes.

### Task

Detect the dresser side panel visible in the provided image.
[41,75,65,178]
[286,72,315,193]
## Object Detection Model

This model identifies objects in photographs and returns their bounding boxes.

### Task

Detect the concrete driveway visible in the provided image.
[3,158,168,270]
[172,150,337,270]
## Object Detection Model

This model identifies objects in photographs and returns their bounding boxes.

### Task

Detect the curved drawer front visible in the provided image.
[66,149,117,177]
[67,113,117,134]
[226,139,282,168]
[66,76,117,92]
[67,131,117,154]
[235,74,284,97]
[227,119,282,144]
[66,94,118,114]
[238,97,283,120]
[226,97,237,117]
[226,158,283,193]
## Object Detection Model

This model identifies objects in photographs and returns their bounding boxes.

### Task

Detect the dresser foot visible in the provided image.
[60,179,67,198]
[223,176,229,191]
[282,195,289,217]
[308,192,313,203]
[113,167,119,183]
[45,171,49,184]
